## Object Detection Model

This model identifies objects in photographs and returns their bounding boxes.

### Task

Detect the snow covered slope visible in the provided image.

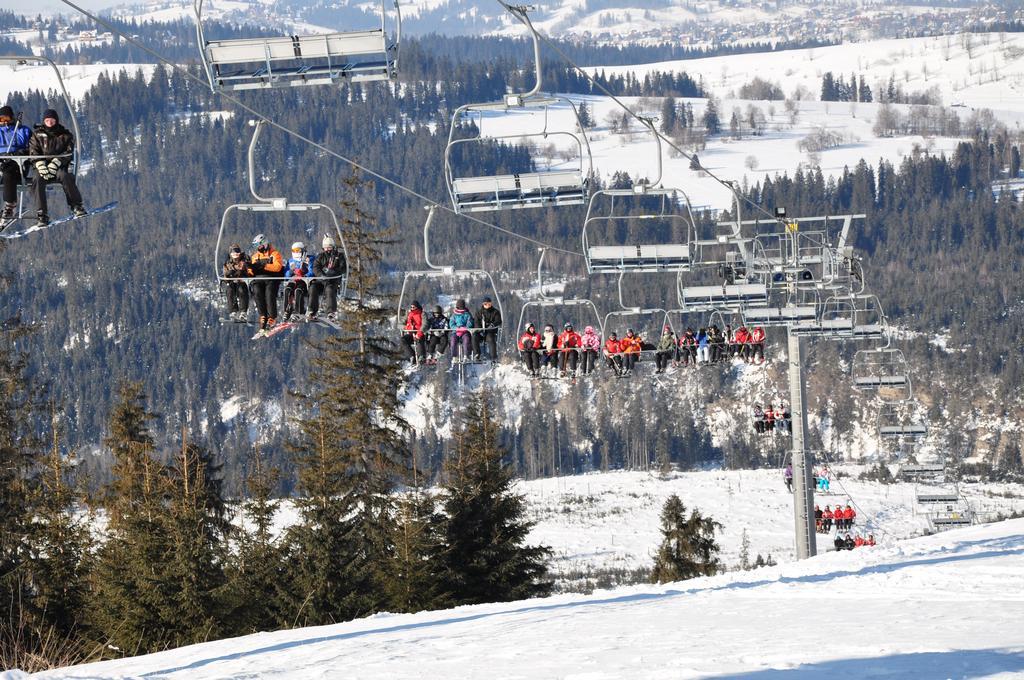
[35,517,1024,679]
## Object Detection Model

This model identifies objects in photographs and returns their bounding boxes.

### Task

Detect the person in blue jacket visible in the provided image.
[447,298,475,362]
[282,241,315,322]
[0,105,31,220]
[696,327,710,364]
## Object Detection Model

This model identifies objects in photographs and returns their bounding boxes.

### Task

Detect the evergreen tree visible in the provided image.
[226,448,288,633]
[440,394,552,605]
[24,408,91,643]
[702,99,720,135]
[660,96,677,134]
[87,383,171,655]
[382,467,448,613]
[576,101,592,130]
[650,494,722,583]
[282,174,412,626]
[738,528,751,571]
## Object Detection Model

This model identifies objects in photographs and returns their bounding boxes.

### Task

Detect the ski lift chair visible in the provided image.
[395,206,504,374]
[851,347,911,401]
[850,294,887,341]
[443,6,591,214]
[516,248,603,342]
[878,403,928,440]
[741,289,819,327]
[790,294,855,338]
[213,122,349,319]
[193,0,400,91]
[583,119,695,274]
[0,56,81,225]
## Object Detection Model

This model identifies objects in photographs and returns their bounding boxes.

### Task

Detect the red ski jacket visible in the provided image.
[558,330,582,349]
[403,308,424,338]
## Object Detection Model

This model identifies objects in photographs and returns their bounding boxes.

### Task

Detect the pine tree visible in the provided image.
[24,406,91,642]
[158,434,230,647]
[660,97,677,134]
[650,494,722,583]
[576,102,592,130]
[226,448,288,633]
[702,99,720,135]
[440,394,552,605]
[88,382,171,655]
[738,528,751,571]
[283,173,412,626]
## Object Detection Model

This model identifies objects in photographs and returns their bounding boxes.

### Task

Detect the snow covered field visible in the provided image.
[32,517,1024,679]
[0,63,154,103]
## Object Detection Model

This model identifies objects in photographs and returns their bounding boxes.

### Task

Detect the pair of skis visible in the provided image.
[0,202,118,239]
[246,316,341,340]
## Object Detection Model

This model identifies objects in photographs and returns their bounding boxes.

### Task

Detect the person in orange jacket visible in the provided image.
[518,322,542,377]
[557,322,582,377]
[249,233,285,331]
[604,332,624,375]
[400,300,425,366]
[620,328,642,373]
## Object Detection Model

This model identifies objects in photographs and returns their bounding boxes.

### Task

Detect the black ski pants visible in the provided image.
[605,354,623,373]
[426,332,448,357]
[225,280,249,314]
[251,278,281,320]
[558,349,578,373]
[33,170,82,217]
[522,350,539,373]
[283,280,309,316]
[1,161,22,204]
[580,349,597,375]
[473,328,499,360]
[309,279,339,315]
[401,333,425,362]
[655,351,673,371]
[623,353,639,372]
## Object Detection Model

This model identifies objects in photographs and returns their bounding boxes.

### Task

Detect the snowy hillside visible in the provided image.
[32,517,1024,679]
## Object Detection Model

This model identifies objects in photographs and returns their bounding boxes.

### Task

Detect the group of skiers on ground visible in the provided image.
[222,235,346,331]
[755,403,792,434]
[0,105,88,227]
[400,297,502,366]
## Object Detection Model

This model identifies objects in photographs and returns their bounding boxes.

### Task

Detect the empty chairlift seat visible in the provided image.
[588,244,690,273]
[742,304,816,326]
[898,463,945,481]
[878,422,928,439]
[451,170,587,213]
[916,492,961,505]
[930,512,973,528]
[202,31,397,90]
[679,283,768,309]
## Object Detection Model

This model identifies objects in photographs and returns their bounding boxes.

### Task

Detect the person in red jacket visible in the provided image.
[854,534,866,548]
[750,325,766,363]
[557,322,582,377]
[764,402,775,432]
[842,504,856,531]
[518,322,542,377]
[866,534,876,546]
[734,325,750,362]
[400,300,425,365]
[604,332,624,375]
[822,505,834,532]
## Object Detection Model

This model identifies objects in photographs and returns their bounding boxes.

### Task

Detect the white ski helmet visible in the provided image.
[251,233,268,249]
[322,235,336,249]
[291,241,305,254]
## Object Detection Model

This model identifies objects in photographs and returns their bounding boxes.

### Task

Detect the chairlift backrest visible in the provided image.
[193,0,400,91]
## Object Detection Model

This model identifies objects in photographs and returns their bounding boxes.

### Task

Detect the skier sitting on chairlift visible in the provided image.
[753,404,765,434]
[282,241,315,322]
[518,322,541,377]
[696,327,710,364]
[473,296,502,363]
[822,506,834,532]
[604,332,624,375]
[735,325,751,361]
[580,325,600,375]
[654,325,676,374]
[400,300,425,366]
[447,299,474,362]
[557,322,582,378]
[0,105,30,221]
[620,329,642,374]
[750,325,766,363]
[424,305,448,365]
[308,235,344,322]
[222,243,251,323]
[539,324,559,373]
[678,328,697,367]
[29,108,86,227]
[249,234,285,331]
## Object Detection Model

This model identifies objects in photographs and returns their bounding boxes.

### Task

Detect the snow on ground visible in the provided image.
[461,33,1024,209]
[0,63,154,103]
[36,517,1024,679]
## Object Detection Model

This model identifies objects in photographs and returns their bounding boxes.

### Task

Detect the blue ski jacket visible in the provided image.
[0,123,31,154]
[448,309,474,330]
[285,254,315,280]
